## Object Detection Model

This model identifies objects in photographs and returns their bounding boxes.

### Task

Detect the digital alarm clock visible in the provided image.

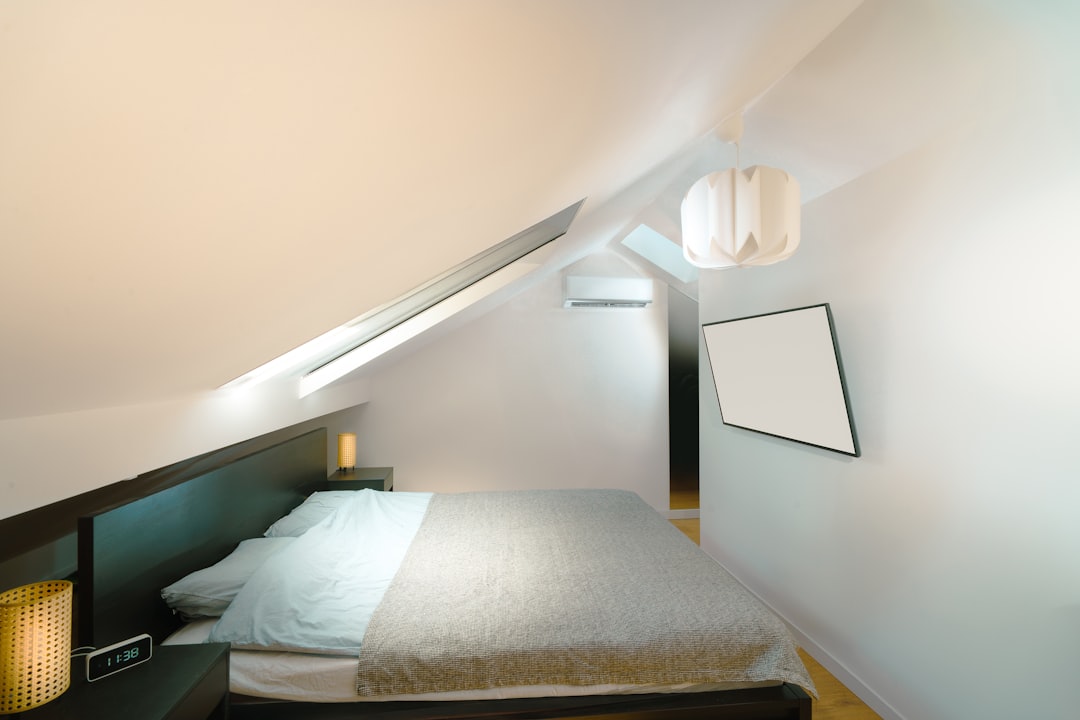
[86,633,152,682]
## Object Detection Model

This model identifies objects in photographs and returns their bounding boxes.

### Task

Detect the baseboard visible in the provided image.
[705,553,905,720]
[666,508,700,519]
[787,626,905,720]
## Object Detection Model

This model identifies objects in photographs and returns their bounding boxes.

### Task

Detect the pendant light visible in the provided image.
[680,115,800,269]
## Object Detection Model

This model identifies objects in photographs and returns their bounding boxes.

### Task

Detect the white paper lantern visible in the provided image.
[680,166,800,269]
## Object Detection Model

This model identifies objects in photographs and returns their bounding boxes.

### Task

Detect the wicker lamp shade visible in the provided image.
[337,432,357,470]
[0,580,73,713]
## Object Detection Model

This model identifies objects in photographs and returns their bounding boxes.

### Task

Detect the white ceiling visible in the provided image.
[3,0,992,419]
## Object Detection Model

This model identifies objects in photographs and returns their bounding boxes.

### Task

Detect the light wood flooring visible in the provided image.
[669,516,880,720]
[670,468,699,511]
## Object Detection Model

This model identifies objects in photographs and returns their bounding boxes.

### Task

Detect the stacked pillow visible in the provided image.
[161,537,295,619]
[161,490,361,618]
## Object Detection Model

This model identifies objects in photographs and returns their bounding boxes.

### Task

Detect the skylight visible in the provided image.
[620,224,698,284]
[221,200,584,395]
[298,259,540,397]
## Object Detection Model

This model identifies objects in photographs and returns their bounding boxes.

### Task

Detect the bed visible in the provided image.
[78,428,814,719]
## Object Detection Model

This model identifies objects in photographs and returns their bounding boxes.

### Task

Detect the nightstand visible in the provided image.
[19,642,229,720]
[328,466,394,491]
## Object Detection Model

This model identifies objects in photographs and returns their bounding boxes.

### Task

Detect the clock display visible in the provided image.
[86,633,153,682]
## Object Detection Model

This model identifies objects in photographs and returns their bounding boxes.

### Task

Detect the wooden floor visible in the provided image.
[669,468,699,511]
[796,648,882,720]
[669,516,880,720]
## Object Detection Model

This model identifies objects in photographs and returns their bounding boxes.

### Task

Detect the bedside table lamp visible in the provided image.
[0,580,73,713]
[337,432,357,471]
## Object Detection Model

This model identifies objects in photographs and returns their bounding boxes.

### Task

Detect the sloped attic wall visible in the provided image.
[0,376,371,521]
[350,255,671,512]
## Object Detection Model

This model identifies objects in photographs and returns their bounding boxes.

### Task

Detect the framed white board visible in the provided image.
[702,303,859,456]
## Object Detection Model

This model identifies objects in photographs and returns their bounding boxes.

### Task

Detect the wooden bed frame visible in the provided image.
[77,428,811,720]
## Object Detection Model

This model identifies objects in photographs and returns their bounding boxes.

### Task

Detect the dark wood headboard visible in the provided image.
[78,428,328,647]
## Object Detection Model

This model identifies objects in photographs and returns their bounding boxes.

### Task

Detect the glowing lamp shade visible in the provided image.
[337,433,357,470]
[680,166,800,269]
[0,581,73,713]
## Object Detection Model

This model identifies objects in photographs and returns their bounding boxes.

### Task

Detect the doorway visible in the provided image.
[668,288,699,512]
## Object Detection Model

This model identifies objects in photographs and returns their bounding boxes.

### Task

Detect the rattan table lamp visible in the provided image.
[0,580,73,713]
[338,432,357,471]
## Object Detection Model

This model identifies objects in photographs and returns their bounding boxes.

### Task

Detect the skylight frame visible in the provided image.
[619,223,698,285]
[220,199,584,393]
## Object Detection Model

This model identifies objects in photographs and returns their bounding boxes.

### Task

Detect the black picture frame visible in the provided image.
[702,303,859,457]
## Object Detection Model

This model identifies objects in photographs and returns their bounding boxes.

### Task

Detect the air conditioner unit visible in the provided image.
[563,276,654,309]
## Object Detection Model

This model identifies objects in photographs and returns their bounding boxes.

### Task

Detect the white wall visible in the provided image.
[352,269,672,513]
[698,7,1080,719]
[0,378,370,520]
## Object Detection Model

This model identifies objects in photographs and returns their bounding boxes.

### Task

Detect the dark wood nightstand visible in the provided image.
[328,466,394,491]
[19,642,229,720]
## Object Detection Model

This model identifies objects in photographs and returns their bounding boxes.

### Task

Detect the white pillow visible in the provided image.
[161,537,295,619]
[263,490,358,537]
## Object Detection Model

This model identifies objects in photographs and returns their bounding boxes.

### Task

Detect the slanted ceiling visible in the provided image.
[0,0,874,419]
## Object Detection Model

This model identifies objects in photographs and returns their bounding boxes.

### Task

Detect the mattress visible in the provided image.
[164,619,777,702]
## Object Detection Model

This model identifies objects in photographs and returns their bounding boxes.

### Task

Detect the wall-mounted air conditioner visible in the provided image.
[563,276,654,309]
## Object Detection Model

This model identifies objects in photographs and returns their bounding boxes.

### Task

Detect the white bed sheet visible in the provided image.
[209,490,433,655]
[164,620,778,703]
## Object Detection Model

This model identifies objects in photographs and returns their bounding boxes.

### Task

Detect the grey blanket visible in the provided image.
[355,489,814,696]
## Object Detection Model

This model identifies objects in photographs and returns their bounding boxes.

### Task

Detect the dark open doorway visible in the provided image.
[668,288,699,512]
